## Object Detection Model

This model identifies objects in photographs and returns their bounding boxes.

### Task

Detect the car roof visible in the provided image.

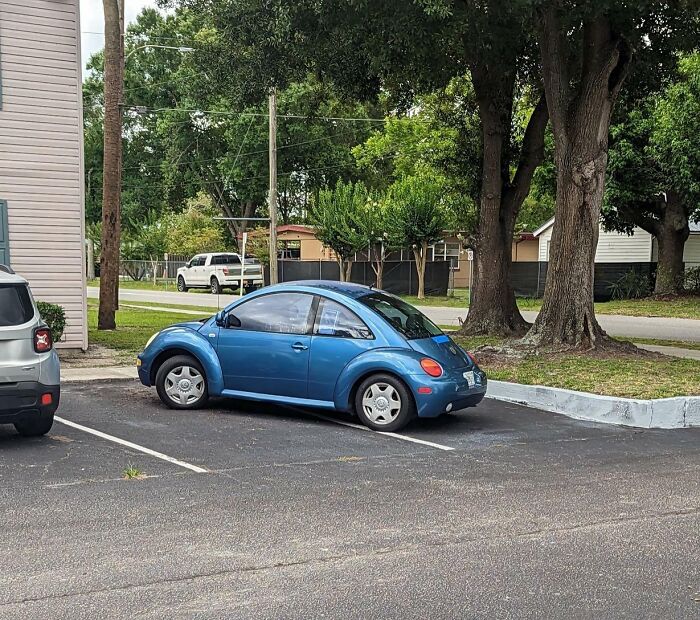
[271,280,375,299]
[0,269,27,285]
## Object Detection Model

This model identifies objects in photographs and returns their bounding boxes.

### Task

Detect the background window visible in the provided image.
[315,299,372,339]
[232,293,313,334]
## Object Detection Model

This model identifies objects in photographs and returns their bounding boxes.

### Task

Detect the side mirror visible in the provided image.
[215,310,226,326]
[225,314,241,329]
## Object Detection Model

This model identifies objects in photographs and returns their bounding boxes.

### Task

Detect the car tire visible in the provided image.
[14,412,54,437]
[177,276,188,292]
[354,373,416,432]
[155,355,209,410]
[210,277,222,295]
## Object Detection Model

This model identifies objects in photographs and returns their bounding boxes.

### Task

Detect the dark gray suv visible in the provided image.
[0,266,60,436]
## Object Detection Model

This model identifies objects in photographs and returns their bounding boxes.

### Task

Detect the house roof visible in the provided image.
[277,224,315,235]
[532,217,555,238]
[534,216,700,238]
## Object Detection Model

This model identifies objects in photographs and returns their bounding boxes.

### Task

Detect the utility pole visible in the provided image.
[98,0,124,330]
[268,88,279,285]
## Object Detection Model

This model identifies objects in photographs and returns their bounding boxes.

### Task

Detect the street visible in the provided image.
[1,380,698,618]
[87,286,700,342]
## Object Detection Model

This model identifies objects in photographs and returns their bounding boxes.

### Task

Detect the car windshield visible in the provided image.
[0,284,34,327]
[359,292,443,340]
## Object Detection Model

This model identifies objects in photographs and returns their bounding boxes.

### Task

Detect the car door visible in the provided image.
[307,297,375,403]
[216,292,316,399]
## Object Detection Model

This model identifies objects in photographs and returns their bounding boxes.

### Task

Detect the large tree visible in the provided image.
[523,0,698,348]
[605,68,700,296]
[166,0,550,335]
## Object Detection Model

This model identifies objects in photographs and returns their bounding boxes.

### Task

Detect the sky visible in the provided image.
[80,0,159,76]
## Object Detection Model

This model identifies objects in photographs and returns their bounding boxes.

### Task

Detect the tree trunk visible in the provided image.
[337,257,348,282]
[655,194,690,295]
[413,242,427,299]
[459,66,548,337]
[98,0,123,331]
[371,242,384,289]
[345,260,353,283]
[524,11,633,348]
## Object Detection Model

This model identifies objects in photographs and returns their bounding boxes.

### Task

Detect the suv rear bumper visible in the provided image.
[0,382,60,424]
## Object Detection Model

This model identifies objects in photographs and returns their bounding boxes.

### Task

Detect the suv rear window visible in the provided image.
[359,291,442,340]
[0,284,34,327]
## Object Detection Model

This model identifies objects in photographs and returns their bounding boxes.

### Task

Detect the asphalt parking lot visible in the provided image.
[1,380,699,619]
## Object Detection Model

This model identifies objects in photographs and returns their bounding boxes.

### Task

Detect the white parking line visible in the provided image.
[309,413,455,451]
[54,417,209,473]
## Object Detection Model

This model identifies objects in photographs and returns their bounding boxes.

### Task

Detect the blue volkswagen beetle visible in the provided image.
[137,281,486,431]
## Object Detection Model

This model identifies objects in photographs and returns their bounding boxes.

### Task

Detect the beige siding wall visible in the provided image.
[538,225,653,263]
[0,0,86,349]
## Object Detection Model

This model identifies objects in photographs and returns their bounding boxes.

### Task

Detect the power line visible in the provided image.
[121,104,390,123]
[119,128,369,172]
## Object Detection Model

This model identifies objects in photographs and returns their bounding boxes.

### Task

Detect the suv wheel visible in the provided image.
[354,374,416,432]
[177,276,188,292]
[155,355,209,410]
[15,412,54,437]
[210,277,222,295]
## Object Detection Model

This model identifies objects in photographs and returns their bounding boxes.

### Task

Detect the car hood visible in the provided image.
[167,319,209,332]
[408,334,474,370]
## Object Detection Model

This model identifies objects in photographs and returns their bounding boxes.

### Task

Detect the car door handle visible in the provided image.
[291,342,308,351]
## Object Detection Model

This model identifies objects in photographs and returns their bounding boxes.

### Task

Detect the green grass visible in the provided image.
[120,300,221,313]
[592,296,700,320]
[451,335,700,399]
[88,301,200,356]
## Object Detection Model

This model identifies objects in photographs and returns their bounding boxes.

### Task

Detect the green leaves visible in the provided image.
[386,174,448,249]
[311,180,369,260]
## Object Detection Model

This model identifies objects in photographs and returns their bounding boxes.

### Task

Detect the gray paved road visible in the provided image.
[88,286,700,342]
[1,381,698,618]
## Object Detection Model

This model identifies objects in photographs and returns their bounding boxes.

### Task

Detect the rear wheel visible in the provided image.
[354,374,415,432]
[14,412,54,437]
[210,277,222,294]
[155,355,209,410]
[177,276,188,292]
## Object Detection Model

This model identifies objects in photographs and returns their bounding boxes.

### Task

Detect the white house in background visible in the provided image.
[533,218,700,267]
[0,0,87,349]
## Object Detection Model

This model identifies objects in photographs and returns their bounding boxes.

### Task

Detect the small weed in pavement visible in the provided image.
[122,464,145,480]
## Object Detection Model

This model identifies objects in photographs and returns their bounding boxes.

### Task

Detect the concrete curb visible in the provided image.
[61,366,138,383]
[487,380,700,429]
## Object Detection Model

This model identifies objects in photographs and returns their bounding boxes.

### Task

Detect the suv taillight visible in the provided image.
[34,327,53,353]
[222,267,230,276]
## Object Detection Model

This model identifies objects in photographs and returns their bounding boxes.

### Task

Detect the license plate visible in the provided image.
[463,371,475,387]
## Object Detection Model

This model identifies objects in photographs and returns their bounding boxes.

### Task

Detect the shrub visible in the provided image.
[36,302,66,343]
[684,266,700,293]
[608,270,652,300]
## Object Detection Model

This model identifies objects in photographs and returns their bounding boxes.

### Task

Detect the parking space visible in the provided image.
[1,380,699,618]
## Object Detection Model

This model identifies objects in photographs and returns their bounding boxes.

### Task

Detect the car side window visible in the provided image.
[230,293,314,335]
[314,298,372,339]
[191,256,204,267]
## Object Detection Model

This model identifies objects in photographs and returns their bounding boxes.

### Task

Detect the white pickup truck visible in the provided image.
[176,253,265,294]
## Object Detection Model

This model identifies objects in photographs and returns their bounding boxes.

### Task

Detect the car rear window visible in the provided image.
[0,284,34,327]
[359,292,443,340]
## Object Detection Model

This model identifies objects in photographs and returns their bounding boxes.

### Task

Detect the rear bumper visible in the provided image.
[406,368,487,418]
[0,381,60,424]
[220,277,264,286]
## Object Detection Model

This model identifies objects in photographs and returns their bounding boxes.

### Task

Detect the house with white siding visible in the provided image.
[534,217,700,267]
[0,0,87,349]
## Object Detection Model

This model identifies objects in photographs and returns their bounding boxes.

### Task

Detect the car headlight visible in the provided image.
[145,332,160,348]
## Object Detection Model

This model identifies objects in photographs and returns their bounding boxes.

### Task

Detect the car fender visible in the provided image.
[145,327,225,396]
[333,347,426,411]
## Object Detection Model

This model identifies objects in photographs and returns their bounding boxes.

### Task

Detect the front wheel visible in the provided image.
[177,276,188,292]
[354,374,415,432]
[15,412,54,437]
[210,277,222,295]
[155,355,209,410]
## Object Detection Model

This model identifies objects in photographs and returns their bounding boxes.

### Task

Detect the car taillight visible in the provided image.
[34,327,53,353]
[223,267,230,276]
[466,351,477,365]
[420,358,443,377]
